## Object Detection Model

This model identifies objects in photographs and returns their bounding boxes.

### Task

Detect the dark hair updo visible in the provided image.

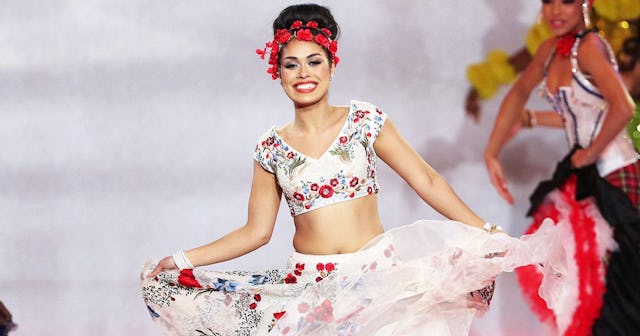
[272,4,340,65]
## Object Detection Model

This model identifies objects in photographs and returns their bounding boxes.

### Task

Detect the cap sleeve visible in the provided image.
[253,129,276,173]
[352,100,387,144]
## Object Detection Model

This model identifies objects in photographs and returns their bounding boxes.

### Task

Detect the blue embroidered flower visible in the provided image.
[249,274,271,285]
[212,278,239,293]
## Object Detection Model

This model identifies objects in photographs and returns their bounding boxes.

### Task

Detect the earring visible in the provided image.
[330,74,334,81]
[582,0,591,28]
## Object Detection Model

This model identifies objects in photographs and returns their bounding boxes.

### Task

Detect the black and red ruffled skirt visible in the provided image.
[517,150,640,335]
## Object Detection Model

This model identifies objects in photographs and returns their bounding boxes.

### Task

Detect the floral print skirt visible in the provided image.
[141,219,563,336]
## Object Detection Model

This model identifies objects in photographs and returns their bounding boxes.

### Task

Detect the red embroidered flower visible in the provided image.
[315,276,323,282]
[355,110,366,119]
[177,269,202,288]
[254,294,262,302]
[293,192,305,201]
[349,192,355,198]
[313,299,334,322]
[318,185,334,198]
[316,263,325,271]
[287,152,294,159]
[249,302,257,310]
[290,20,303,29]
[264,137,274,146]
[366,132,372,137]
[295,263,305,270]
[329,178,339,187]
[274,311,287,319]
[296,29,313,41]
[321,28,332,37]
[310,183,319,191]
[294,269,302,276]
[284,273,297,284]
[325,263,335,272]
[367,186,373,194]
[349,177,359,187]
[339,136,348,144]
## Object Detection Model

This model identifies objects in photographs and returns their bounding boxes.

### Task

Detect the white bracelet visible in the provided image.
[483,222,503,233]
[529,110,537,127]
[172,250,195,270]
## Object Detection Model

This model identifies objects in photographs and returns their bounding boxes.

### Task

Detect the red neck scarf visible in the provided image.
[556,30,579,57]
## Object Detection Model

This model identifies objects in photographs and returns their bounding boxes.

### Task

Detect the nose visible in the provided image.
[551,2,560,15]
[297,64,310,79]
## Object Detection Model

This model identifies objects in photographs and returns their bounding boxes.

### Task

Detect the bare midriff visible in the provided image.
[292,194,384,255]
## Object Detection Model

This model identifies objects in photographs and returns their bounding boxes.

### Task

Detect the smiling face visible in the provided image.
[541,0,586,36]
[279,38,335,108]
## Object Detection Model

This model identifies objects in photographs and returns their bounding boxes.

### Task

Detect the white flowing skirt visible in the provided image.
[141,219,563,336]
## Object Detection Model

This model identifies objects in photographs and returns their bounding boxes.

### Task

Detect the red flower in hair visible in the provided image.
[314,34,330,48]
[274,29,292,44]
[296,29,313,41]
[329,41,338,53]
[257,20,340,79]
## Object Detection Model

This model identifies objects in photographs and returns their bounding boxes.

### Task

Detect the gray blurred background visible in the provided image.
[0,1,564,335]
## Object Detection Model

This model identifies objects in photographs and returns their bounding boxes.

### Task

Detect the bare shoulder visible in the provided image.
[533,38,556,62]
[578,32,609,57]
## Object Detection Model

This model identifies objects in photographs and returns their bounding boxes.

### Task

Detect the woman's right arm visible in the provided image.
[484,38,554,204]
[147,160,282,277]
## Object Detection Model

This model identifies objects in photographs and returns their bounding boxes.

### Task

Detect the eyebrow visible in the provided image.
[282,53,323,61]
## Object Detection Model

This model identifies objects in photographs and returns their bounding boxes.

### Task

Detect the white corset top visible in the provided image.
[540,31,637,176]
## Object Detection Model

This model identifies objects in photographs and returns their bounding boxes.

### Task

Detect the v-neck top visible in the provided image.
[538,30,637,176]
[254,100,387,216]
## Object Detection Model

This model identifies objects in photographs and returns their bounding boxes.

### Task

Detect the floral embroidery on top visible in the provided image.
[254,100,387,216]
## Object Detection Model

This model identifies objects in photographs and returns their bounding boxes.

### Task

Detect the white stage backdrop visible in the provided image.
[0,1,566,335]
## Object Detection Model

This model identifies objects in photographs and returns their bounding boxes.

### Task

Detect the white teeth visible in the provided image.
[296,83,316,90]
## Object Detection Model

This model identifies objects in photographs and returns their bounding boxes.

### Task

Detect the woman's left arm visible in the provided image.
[573,34,636,167]
[374,118,486,229]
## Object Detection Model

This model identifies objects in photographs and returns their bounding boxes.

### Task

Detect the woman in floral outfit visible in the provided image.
[141,4,563,335]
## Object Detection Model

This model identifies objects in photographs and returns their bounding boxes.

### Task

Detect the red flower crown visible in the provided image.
[256,20,339,80]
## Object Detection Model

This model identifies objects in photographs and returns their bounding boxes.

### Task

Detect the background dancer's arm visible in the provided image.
[484,39,553,204]
[148,161,281,277]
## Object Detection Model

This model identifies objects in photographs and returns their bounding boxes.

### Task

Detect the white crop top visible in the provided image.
[254,100,387,216]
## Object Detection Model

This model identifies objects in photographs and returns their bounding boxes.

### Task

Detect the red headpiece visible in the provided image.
[256,20,339,80]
